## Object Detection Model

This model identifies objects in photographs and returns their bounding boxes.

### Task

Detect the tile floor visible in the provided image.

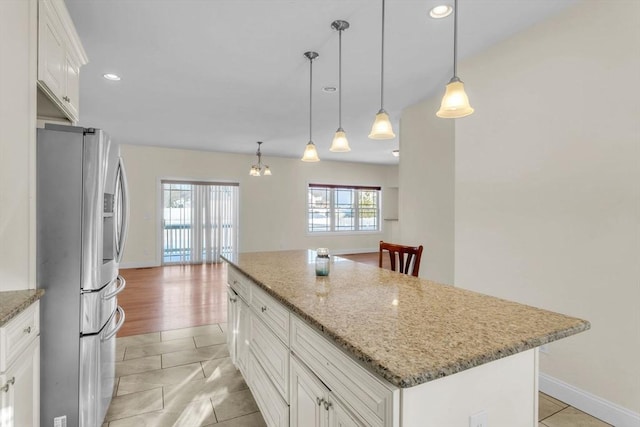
[106,323,611,427]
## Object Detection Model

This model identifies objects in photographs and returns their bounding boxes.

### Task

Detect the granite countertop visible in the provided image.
[222,250,590,388]
[0,289,45,327]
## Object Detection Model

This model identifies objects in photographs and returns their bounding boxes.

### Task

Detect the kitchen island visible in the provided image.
[222,250,589,427]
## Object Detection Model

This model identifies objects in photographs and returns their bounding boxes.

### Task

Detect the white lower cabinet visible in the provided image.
[249,352,289,427]
[0,301,41,427]
[290,355,362,427]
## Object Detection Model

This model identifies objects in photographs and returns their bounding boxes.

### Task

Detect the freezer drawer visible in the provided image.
[79,306,125,427]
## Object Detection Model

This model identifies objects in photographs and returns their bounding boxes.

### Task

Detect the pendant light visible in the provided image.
[436,0,474,118]
[369,0,395,140]
[249,141,271,176]
[301,51,320,162]
[330,20,351,152]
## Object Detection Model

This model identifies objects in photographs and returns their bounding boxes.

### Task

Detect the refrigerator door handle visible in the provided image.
[115,156,129,262]
[102,306,125,342]
[103,275,126,300]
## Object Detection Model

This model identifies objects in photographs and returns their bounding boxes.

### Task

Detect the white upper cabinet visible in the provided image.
[37,0,87,123]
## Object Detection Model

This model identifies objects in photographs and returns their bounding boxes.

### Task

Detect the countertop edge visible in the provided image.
[0,289,46,327]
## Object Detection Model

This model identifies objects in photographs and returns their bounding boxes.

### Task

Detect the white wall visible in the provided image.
[401,0,639,419]
[0,0,37,291]
[399,96,455,284]
[120,144,398,267]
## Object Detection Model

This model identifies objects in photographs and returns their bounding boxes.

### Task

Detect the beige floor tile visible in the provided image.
[161,324,223,341]
[117,362,205,396]
[201,356,237,378]
[105,388,163,421]
[194,330,227,348]
[164,370,248,407]
[542,407,612,427]
[116,344,126,362]
[219,323,227,334]
[108,399,216,427]
[205,411,266,427]
[116,332,161,350]
[539,392,567,420]
[124,337,195,360]
[540,392,570,409]
[212,389,260,422]
[116,355,162,377]
[162,343,229,368]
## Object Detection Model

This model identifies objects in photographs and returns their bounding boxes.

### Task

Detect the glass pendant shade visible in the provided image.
[330,128,351,152]
[301,141,320,162]
[263,166,272,176]
[436,77,474,118]
[249,166,259,176]
[368,109,395,139]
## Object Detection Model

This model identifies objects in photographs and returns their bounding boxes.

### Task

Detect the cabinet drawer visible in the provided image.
[227,265,250,302]
[290,316,396,427]
[248,351,289,427]
[250,312,289,403]
[250,284,289,344]
[0,301,40,372]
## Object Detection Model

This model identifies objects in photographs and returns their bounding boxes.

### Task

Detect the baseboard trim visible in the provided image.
[119,261,160,269]
[332,247,378,255]
[539,372,640,427]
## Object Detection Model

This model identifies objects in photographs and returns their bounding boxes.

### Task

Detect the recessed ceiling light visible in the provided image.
[392,149,400,157]
[322,86,337,93]
[103,73,121,81]
[429,5,453,19]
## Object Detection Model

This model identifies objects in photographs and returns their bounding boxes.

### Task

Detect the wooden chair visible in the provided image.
[379,241,423,277]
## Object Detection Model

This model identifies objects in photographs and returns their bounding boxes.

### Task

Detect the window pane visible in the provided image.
[335,189,355,231]
[308,188,330,232]
[358,190,379,231]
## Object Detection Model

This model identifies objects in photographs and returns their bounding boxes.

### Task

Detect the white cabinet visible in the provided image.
[227,274,250,377]
[0,301,41,427]
[37,0,87,123]
[290,356,362,427]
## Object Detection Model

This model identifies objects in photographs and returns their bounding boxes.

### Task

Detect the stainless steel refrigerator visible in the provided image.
[37,124,129,427]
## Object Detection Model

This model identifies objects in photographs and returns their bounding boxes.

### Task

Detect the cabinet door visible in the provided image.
[0,337,40,427]
[290,356,328,427]
[236,298,250,376]
[64,51,80,121]
[227,288,238,365]
[38,1,65,100]
[329,396,364,427]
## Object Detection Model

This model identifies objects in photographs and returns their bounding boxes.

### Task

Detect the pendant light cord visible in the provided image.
[309,56,313,142]
[338,28,343,128]
[380,0,386,109]
[453,0,458,78]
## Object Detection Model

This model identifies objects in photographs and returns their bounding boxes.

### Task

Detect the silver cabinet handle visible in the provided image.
[261,306,267,313]
[316,397,323,406]
[230,297,237,303]
[63,96,70,102]
[1,377,15,392]
[23,326,32,334]
[323,400,332,411]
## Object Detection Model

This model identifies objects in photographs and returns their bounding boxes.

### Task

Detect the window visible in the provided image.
[308,184,381,233]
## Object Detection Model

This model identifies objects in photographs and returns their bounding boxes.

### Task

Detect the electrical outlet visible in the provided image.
[54,415,67,427]
[469,411,488,427]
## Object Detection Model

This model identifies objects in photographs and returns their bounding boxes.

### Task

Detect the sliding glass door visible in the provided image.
[161,181,239,265]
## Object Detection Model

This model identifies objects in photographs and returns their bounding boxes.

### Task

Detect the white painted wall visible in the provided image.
[401,0,639,419]
[399,96,455,284]
[120,144,398,267]
[0,0,37,291]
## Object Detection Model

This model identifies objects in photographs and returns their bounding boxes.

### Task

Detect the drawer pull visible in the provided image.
[323,400,333,411]
[230,297,237,303]
[24,326,32,334]
[316,397,323,406]
[261,306,267,313]
[63,96,70,102]
[1,377,15,393]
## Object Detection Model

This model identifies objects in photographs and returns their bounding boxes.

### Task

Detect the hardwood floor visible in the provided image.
[116,253,381,337]
[117,263,227,337]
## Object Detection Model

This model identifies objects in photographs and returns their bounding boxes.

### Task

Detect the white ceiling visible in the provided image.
[66,0,576,165]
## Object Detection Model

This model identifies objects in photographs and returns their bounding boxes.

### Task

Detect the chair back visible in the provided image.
[379,241,423,277]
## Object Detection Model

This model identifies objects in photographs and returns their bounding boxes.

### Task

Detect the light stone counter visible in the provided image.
[222,250,589,388]
[0,289,45,327]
